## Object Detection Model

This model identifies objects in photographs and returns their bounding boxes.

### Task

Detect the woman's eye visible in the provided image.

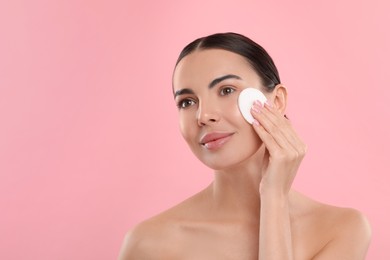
[177,99,195,109]
[220,87,235,96]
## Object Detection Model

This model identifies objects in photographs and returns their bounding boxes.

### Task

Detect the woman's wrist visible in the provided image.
[259,182,290,200]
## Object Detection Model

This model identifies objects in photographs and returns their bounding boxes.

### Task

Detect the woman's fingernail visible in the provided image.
[251,105,261,113]
[252,119,260,126]
[251,100,263,113]
[254,100,263,107]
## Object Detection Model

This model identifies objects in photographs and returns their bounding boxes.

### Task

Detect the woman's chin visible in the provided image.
[197,144,265,172]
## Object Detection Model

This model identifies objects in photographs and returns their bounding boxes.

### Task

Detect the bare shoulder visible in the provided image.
[118,214,176,260]
[118,188,209,260]
[117,219,155,260]
[315,202,371,259]
[291,191,372,259]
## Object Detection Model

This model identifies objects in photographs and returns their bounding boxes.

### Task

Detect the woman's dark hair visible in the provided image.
[175,32,281,92]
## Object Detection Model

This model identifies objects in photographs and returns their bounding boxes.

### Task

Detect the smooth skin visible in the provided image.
[118,49,371,259]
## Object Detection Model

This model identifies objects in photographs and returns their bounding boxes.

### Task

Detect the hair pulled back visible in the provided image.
[175,32,281,92]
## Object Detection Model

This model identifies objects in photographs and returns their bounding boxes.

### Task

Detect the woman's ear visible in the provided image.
[272,84,288,115]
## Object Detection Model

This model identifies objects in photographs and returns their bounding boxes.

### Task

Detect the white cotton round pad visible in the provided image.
[238,88,267,124]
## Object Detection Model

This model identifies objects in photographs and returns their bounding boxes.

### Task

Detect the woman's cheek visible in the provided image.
[179,114,196,143]
[227,95,246,122]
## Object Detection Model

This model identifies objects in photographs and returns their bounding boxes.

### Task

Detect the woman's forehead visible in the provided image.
[176,49,250,71]
[173,49,255,88]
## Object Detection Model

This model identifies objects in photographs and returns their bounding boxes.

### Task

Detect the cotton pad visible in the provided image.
[238,88,267,124]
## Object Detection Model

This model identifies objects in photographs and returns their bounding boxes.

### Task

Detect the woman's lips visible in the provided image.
[200,132,235,150]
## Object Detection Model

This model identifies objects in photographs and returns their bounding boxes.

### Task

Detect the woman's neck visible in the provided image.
[208,145,266,220]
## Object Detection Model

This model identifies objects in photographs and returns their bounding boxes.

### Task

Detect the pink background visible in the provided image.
[0,0,389,259]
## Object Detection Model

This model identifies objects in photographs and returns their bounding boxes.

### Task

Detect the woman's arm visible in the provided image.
[251,99,371,259]
[251,99,306,260]
[258,190,293,259]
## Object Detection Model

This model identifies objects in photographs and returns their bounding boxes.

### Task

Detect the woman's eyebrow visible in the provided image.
[174,88,194,99]
[208,74,242,89]
[174,74,242,99]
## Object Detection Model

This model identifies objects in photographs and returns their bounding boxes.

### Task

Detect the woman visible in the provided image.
[119,32,371,259]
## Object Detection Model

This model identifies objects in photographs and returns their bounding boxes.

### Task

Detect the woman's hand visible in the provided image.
[251,99,307,260]
[251,100,307,196]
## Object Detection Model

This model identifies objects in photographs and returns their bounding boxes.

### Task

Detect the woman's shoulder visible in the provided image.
[118,189,209,259]
[291,190,370,228]
[117,209,181,259]
[290,190,372,258]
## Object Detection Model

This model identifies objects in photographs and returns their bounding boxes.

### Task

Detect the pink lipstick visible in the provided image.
[200,132,234,150]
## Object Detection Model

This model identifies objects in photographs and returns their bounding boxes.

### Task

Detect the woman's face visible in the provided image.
[172,49,268,170]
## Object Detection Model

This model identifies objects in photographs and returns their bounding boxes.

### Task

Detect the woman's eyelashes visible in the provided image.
[177,98,196,109]
[176,86,236,110]
[219,86,236,96]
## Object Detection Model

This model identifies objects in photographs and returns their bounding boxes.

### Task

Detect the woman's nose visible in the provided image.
[197,102,221,126]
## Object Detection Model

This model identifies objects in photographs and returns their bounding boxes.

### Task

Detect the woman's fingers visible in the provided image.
[251,101,307,158]
[252,102,306,164]
[251,100,307,194]
[251,101,293,152]
[252,118,281,156]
